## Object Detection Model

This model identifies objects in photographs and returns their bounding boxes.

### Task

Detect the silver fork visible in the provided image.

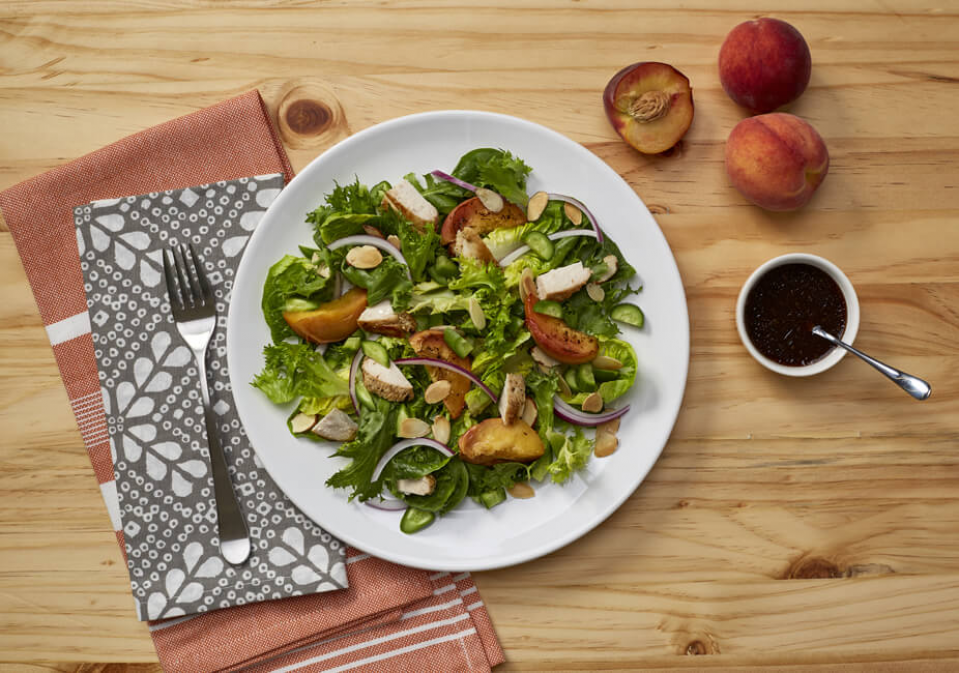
[162,244,250,565]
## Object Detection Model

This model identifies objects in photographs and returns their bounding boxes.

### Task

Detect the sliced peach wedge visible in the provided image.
[603,61,694,155]
[283,287,368,344]
[440,196,526,246]
[522,276,599,365]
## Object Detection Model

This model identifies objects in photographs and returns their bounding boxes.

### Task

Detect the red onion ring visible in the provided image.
[430,170,477,193]
[548,193,604,243]
[348,348,363,414]
[394,358,498,403]
[553,395,630,427]
[364,497,408,512]
[371,438,454,482]
[498,229,599,267]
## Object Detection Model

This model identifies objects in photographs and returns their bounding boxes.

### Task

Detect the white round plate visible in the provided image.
[228,111,689,571]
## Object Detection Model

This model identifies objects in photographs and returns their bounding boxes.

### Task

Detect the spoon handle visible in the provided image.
[812,326,932,401]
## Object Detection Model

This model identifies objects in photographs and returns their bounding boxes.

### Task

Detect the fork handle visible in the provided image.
[193,348,251,565]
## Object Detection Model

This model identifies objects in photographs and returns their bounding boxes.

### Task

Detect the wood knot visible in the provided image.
[685,640,708,655]
[273,81,350,149]
[647,203,671,215]
[675,499,690,508]
[285,99,332,136]
[782,555,842,580]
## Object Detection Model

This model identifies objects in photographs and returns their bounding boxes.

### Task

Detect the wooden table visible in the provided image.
[2,1,958,670]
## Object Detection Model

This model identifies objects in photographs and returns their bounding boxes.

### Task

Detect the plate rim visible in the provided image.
[227,109,690,570]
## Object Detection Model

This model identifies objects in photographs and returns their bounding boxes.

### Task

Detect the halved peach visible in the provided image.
[440,196,526,245]
[523,283,599,364]
[408,329,472,419]
[458,418,544,465]
[283,287,368,344]
[603,62,694,154]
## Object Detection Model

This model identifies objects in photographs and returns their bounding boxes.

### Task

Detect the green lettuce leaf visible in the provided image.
[261,252,336,343]
[465,462,529,508]
[452,148,532,207]
[404,172,469,216]
[298,395,352,416]
[326,398,398,501]
[340,256,413,310]
[544,426,594,484]
[252,343,349,404]
[566,337,639,406]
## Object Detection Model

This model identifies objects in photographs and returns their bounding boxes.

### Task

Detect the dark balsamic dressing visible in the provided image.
[744,263,847,366]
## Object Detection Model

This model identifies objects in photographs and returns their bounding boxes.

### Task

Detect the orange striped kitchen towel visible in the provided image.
[0,89,504,672]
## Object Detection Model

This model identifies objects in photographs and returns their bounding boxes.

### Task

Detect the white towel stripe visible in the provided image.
[466,600,484,611]
[451,572,470,582]
[400,597,463,620]
[71,392,103,405]
[321,628,478,673]
[269,615,473,673]
[428,571,449,580]
[459,585,477,596]
[345,553,371,565]
[46,312,92,346]
[100,480,121,531]
[432,583,456,596]
[74,404,105,418]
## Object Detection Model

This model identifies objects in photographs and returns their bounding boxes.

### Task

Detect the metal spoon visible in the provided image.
[812,326,931,401]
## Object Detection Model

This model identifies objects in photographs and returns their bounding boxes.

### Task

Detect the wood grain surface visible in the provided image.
[2,1,958,670]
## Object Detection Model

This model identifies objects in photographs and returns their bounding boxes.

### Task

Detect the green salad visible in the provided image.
[252,148,643,534]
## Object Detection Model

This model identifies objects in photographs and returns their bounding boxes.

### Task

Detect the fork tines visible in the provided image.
[162,244,213,311]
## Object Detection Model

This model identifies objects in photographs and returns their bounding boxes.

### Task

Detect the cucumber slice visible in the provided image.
[355,380,375,411]
[577,363,596,391]
[443,328,473,358]
[533,300,563,319]
[611,303,645,328]
[563,368,581,394]
[594,368,619,383]
[400,507,435,534]
[523,231,554,260]
[361,340,390,367]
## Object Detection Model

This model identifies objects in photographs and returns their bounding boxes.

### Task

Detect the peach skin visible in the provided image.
[724,113,829,212]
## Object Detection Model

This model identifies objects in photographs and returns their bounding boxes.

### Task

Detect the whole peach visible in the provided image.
[725,113,829,211]
[719,18,811,114]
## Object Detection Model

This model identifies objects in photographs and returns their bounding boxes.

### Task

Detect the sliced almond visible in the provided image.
[290,412,318,434]
[507,482,536,499]
[582,391,604,413]
[556,371,573,397]
[476,187,504,213]
[387,234,401,249]
[399,417,431,439]
[346,245,383,269]
[594,417,621,457]
[468,297,487,331]
[432,415,451,445]
[424,380,452,405]
[594,432,619,457]
[564,202,583,226]
[526,191,549,222]
[592,355,623,370]
[522,397,538,426]
[586,283,605,302]
[519,267,536,302]
[362,225,385,239]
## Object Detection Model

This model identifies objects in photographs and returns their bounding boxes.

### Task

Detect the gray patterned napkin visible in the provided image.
[74,175,348,621]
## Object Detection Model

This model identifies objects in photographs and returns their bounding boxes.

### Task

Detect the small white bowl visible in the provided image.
[736,253,860,377]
